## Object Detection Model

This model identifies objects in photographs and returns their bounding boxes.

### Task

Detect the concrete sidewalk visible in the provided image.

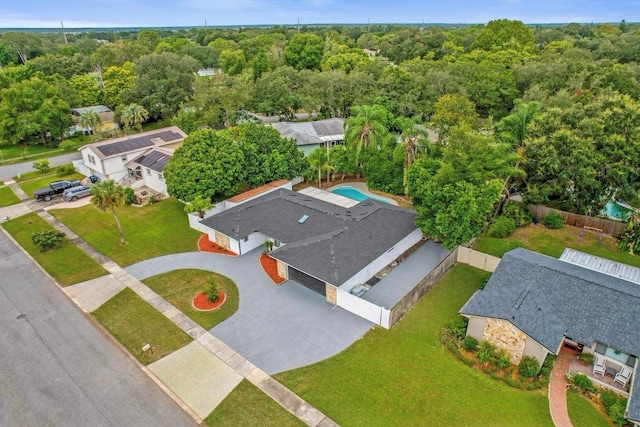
[3,182,338,426]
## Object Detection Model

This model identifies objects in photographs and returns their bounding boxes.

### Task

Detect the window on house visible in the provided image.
[121,155,127,162]
[158,173,164,181]
[146,168,151,176]
[596,342,636,366]
[88,154,96,165]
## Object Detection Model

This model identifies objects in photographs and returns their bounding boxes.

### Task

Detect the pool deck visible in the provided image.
[297,187,359,208]
[326,182,398,206]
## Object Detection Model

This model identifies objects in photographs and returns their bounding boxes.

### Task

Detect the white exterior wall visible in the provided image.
[523,337,550,368]
[142,168,168,195]
[238,232,268,255]
[80,148,105,176]
[339,228,423,291]
[336,289,384,325]
[466,316,487,341]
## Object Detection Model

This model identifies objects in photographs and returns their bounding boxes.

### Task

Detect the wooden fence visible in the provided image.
[388,247,458,328]
[528,205,627,237]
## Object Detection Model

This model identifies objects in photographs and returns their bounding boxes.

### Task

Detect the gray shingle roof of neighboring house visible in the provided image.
[71,105,112,115]
[270,118,345,147]
[460,248,640,357]
[127,149,172,172]
[200,188,417,286]
[81,126,186,160]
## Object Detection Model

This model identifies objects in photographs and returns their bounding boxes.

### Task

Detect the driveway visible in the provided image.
[126,249,373,374]
[0,231,195,426]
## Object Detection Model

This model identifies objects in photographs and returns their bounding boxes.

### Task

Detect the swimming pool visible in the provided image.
[601,199,633,221]
[330,186,391,204]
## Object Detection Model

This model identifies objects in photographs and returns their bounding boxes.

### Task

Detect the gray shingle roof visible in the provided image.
[201,188,417,286]
[270,118,344,146]
[629,376,640,423]
[459,248,640,357]
[129,149,171,172]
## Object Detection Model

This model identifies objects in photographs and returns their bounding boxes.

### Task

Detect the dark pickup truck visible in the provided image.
[33,180,81,201]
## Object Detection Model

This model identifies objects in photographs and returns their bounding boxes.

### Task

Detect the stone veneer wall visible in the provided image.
[325,284,337,305]
[276,260,287,281]
[482,319,528,364]
[214,231,230,250]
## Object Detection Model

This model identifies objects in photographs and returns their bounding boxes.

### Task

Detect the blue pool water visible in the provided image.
[330,186,391,204]
[601,199,633,221]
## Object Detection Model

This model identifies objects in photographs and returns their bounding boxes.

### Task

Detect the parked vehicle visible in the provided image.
[62,185,92,202]
[33,180,81,201]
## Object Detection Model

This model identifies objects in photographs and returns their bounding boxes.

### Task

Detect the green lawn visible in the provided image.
[474,225,640,267]
[142,269,239,330]
[50,198,201,266]
[205,380,304,427]
[17,172,85,197]
[2,213,107,286]
[567,389,611,427]
[92,288,192,365]
[275,265,553,426]
[0,186,20,206]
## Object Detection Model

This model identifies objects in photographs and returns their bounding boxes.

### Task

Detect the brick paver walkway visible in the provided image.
[549,349,574,427]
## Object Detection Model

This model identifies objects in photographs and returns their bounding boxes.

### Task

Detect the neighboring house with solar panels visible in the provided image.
[73,126,187,196]
[270,118,345,156]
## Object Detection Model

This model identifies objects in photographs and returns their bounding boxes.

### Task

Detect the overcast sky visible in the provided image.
[0,0,638,28]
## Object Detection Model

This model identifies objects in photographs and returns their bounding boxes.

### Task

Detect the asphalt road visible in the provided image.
[0,231,196,426]
[0,152,82,181]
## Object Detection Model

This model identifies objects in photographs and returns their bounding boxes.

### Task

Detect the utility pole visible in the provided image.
[61,21,68,44]
[297,18,300,33]
[204,18,207,28]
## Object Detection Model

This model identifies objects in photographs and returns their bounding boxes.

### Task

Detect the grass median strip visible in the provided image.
[275,265,553,426]
[92,287,192,365]
[142,269,239,330]
[205,380,304,427]
[2,212,107,286]
[0,185,20,206]
[50,198,201,266]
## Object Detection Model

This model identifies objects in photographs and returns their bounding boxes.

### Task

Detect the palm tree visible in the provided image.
[121,103,149,132]
[344,104,388,164]
[308,146,331,188]
[184,195,213,219]
[90,180,126,245]
[79,109,103,135]
[395,117,427,192]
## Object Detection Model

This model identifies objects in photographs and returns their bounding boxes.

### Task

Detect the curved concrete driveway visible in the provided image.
[126,249,373,374]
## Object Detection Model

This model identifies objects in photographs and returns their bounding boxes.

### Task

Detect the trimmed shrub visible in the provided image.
[204,281,219,302]
[56,164,76,176]
[32,159,50,173]
[543,212,564,229]
[123,187,136,205]
[477,341,496,363]
[571,372,596,393]
[518,356,540,378]
[31,230,66,252]
[492,349,511,369]
[446,316,469,340]
[502,202,532,227]
[577,352,594,366]
[487,216,516,238]
[600,390,628,426]
[463,336,478,351]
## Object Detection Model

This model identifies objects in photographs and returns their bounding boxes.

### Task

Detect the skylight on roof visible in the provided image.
[298,214,309,224]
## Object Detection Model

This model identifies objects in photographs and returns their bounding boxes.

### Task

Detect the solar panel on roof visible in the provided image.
[96,131,182,156]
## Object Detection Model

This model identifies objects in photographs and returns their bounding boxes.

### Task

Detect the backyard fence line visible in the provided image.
[388,246,458,328]
[527,204,626,237]
[456,247,501,272]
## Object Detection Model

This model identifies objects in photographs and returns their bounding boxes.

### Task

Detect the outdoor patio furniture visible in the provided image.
[593,353,606,376]
[614,366,633,387]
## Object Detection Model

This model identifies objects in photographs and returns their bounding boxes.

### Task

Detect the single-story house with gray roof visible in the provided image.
[459,248,640,424]
[200,187,422,299]
[270,118,344,156]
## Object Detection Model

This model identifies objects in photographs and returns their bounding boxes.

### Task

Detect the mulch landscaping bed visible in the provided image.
[192,290,227,311]
[260,254,285,284]
[198,234,237,256]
